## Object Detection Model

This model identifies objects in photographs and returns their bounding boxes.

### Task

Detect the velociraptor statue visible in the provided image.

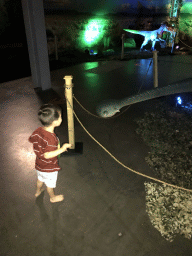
[124,24,169,51]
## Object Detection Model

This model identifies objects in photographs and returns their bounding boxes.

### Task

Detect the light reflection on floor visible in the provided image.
[83,62,99,70]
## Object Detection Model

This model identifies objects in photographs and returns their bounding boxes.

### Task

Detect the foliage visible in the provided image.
[145,182,192,242]
[51,19,83,49]
[46,16,123,51]
[136,101,192,189]
[135,100,192,241]
[179,0,184,8]
[179,15,192,37]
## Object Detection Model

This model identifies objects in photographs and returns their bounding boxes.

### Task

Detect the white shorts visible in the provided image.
[36,170,58,188]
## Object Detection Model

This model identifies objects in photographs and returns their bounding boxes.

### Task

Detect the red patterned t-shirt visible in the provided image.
[28,127,61,172]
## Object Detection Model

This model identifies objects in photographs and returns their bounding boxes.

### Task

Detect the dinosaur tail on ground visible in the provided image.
[96,78,192,118]
[120,79,192,108]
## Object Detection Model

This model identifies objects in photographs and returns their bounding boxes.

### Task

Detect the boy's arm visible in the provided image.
[44,147,64,159]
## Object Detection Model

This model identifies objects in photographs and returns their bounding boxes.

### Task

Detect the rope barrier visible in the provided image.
[65,95,192,193]
[64,55,192,193]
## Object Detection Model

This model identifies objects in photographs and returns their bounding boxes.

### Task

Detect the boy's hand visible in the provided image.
[61,143,72,152]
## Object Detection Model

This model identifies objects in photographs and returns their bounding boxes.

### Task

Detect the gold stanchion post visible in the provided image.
[153,50,158,88]
[64,75,75,149]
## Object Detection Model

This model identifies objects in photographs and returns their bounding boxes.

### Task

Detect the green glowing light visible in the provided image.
[84,62,98,70]
[81,18,108,48]
[85,21,100,43]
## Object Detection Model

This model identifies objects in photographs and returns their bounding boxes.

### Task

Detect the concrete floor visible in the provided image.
[0,55,192,256]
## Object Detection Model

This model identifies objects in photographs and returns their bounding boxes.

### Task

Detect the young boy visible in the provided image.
[28,103,72,203]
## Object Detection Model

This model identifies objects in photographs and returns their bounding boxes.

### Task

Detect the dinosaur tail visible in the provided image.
[124,29,145,36]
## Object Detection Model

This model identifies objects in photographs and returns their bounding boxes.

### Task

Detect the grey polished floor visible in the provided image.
[0,55,192,256]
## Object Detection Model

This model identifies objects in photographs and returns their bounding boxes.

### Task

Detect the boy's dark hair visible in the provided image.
[38,104,62,127]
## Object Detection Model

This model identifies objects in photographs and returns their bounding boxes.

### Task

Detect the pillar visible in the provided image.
[21,0,51,90]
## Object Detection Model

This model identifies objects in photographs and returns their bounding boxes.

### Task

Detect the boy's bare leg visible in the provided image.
[35,179,44,197]
[47,187,64,203]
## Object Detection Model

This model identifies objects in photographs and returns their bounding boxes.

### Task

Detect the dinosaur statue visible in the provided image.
[124,24,170,51]
[96,78,192,118]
